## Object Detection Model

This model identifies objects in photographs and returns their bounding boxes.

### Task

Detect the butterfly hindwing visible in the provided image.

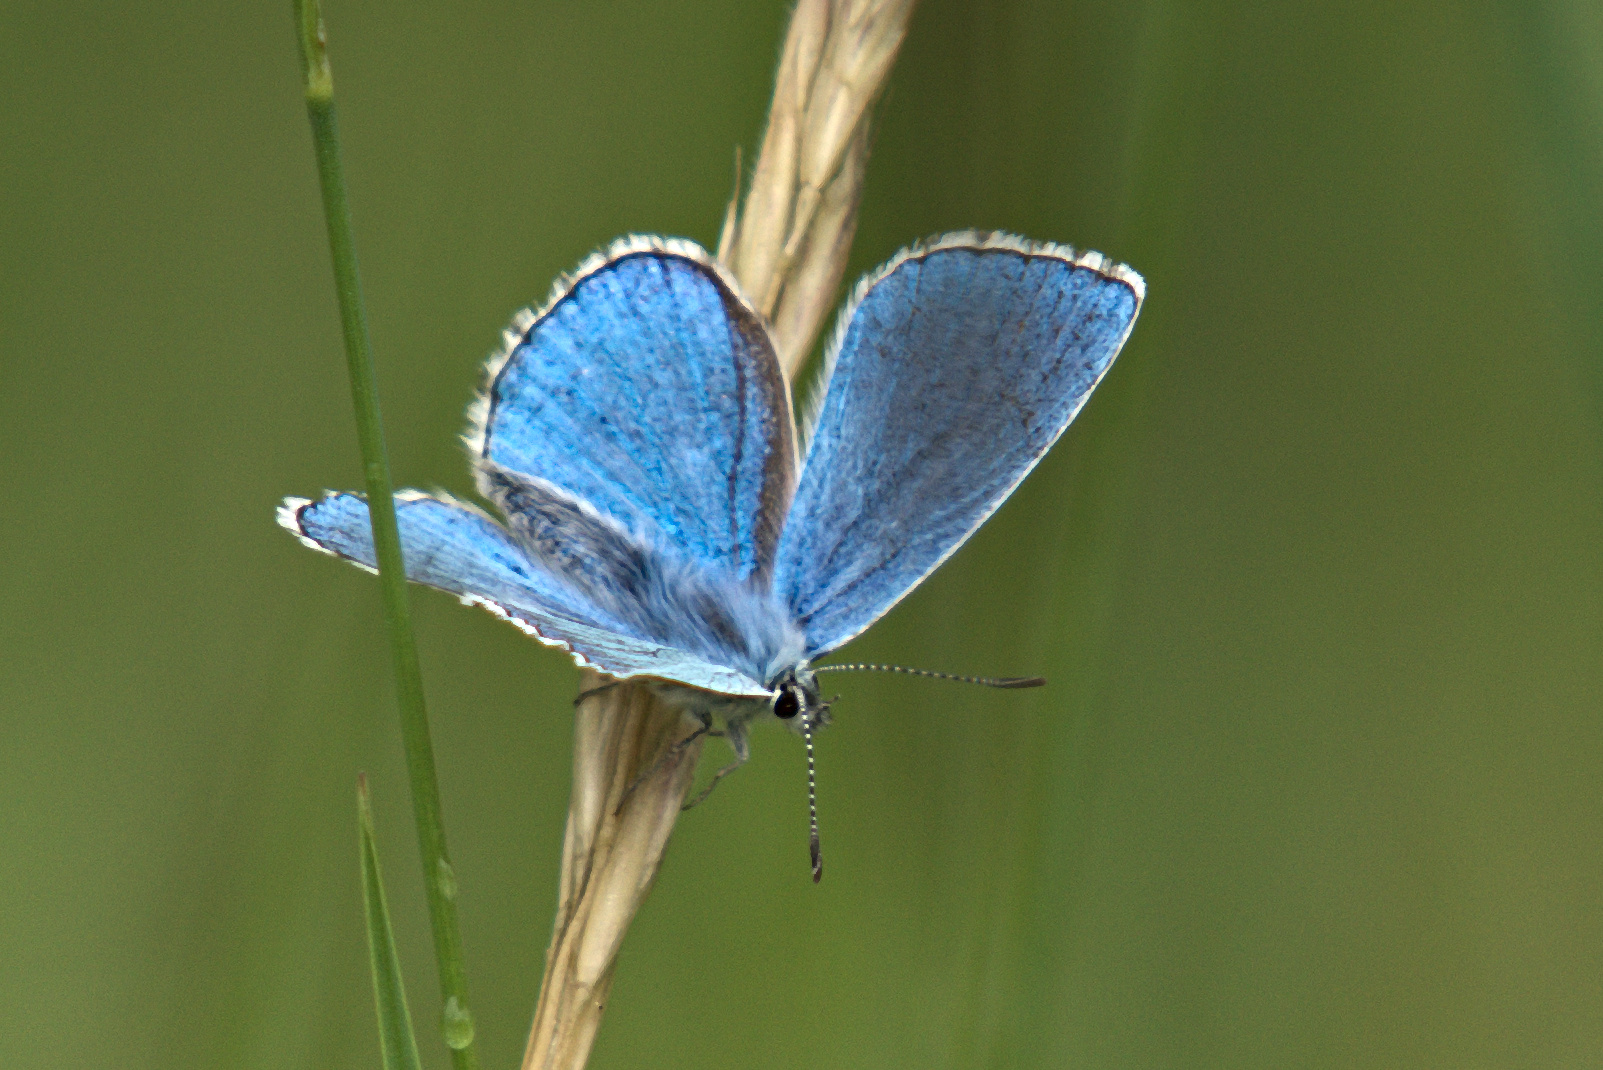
[774,233,1145,658]
[279,491,770,696]
[477,463,799,685]
[468,237,795,584]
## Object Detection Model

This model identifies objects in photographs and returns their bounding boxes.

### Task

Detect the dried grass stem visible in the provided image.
[522,4,915,1068]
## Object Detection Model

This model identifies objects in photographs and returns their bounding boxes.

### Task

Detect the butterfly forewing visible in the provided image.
[774,233,1144,659]
[470,237,795,584]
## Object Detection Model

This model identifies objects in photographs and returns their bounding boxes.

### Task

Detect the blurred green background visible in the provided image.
[3,1,1602,1067]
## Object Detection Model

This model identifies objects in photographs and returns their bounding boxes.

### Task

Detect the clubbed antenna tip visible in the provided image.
[804,723,823,883]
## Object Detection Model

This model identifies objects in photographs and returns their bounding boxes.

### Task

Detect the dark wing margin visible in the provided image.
[464,236,795,584]
[774,232,1144,658]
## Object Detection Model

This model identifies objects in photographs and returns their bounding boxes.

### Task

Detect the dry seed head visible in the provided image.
[524,4,915,1068]
[724,0,917,378]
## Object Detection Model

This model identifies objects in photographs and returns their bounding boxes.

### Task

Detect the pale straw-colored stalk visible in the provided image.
[720,0,916,376]
[520,3,916,1069]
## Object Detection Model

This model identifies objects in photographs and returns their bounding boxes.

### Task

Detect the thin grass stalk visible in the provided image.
[520,4,915,1070]
[292,4,478,1066]
[358,776,426,1070]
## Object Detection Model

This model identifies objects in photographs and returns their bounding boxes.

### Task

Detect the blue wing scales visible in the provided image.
[466,236,794,583]
[278,491,770,696]
[774,232,1144,658]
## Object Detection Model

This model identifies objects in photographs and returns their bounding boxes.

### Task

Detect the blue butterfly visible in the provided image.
[281,232,1142,877]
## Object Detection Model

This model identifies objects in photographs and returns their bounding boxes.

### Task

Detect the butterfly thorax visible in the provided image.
[645,662,828,740]
[481,461,805,689]
[624,556,805,689]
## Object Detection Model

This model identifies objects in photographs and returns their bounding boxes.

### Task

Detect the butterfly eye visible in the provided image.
[773,689,801,720]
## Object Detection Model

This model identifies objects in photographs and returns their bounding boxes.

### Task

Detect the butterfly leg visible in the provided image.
[574,679,624,707]
[614,712,713,815]
[681,716,751,811]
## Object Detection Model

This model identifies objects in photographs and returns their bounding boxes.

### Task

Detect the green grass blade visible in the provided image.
[358,777,424,1070]
[291,3,478,1066]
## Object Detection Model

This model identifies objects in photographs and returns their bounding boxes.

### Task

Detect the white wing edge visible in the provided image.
[460,234,793,464]
[276,492,771,697]
[276,489,492,572]
[456,595,770,697]
[796,230,1146,454]
[277,494,380,575]
[792,233,1146,657]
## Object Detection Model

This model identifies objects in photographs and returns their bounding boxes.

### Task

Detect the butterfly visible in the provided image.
[281,231,1143,878]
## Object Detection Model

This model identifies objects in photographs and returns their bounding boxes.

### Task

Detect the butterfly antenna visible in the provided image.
[804,720,823,883]
[812,664,1046,689]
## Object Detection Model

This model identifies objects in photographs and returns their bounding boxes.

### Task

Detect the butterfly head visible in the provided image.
[768,666,832,735]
